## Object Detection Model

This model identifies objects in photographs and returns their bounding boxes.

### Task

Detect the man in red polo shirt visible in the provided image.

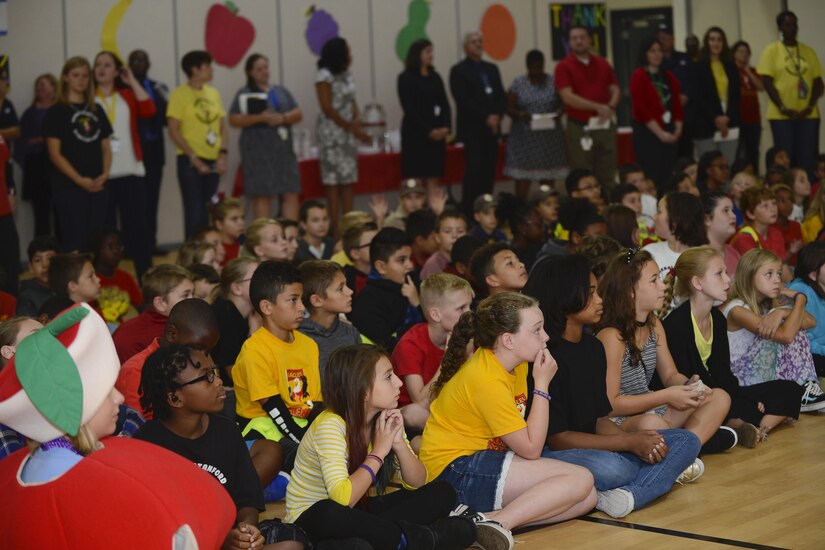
[555,25,620,191]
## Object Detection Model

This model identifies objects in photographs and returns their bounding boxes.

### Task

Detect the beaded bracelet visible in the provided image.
[358,464,376,483]
[366,454,384,466]
[532,389,551,401]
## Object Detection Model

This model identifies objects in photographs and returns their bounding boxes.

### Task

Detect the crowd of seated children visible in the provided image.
[535,198,605,262]
[469,194,507,243]
[644,192,709,285]
[405,209,439,270]
[669,172,700,197]
[392,273,473,448]
[619,164,656,220]
[729,171,756,226]
[112,263,193,363]
[469,242,528,299]
[731,186,788,261]
[212,197,245,264]
[187,262,220,300]
[298,260,361,377]
[702,191,742,276]
[243,217,290,262]
[722,249,825,412]
[16,236,58,316]
[421,210,468,278]
[788,242,825,377]
[40,252,101,321]
[595,249,734,457]
[329,211,372,266]
[528,184,560,240]
[663,247,804,447]
[116,297,219,416]
[497,193,546,271]
[135,345,302,547]
[176,240,220,273]
[384,178,427,231]
[233,261,323,472]
[350,227,423,350]
[339,221,378,297]
[191,226,227,266]
[88,227,143,311]
[296,200,335,262]
[525,256,702,520]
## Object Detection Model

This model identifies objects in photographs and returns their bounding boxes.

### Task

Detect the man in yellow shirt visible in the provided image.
[167,50,228,238]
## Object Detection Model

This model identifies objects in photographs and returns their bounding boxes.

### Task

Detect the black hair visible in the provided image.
[664,171,690,194]
[318,37,349,74]
[27,235,59,262]
[495,192,536,240]
[85,226,120,263]
[451,235,484,267]
[663,192,709,246]
[731,40,751,57]
[48,252,93,296]
[181,50,212,77]
[701,190,731,217]
[776,10,796,29]
[167,297,220,342]
[405,209,436,242]
[524,255,593,348]
[604,204,638,248]
[139,344,197,420]
[576,235,622,279]
[404,39,433,73]
[244,53,267,91]
[674,157,697,174]
[637,35,662,67]
[369,227,411,268]
[610,183,640,205]
[565,168,596,195]
[249,260,303,316]
[567,24,592,41]
[187,263,220,284]
[558,197,604,237]
[469,242,509,290]
[699,27,731,63]
[526,49,544,66]
[795,242,825,299]
[299,199,327,222]
[697,150,724,193]
[765,145,788,171]
[731,157,753,178]
[618,164,644,183]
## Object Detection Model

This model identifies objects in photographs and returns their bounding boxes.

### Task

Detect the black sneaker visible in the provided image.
[701,425,738,454]
[800,381,825,412]
[429,516,477,550]
[450,504,514,550]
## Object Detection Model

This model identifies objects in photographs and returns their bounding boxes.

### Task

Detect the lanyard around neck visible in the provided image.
[97,90,117,126]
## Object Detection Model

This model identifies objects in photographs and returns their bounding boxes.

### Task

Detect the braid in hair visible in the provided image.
[430,311,476,399]
[657,271,677,320]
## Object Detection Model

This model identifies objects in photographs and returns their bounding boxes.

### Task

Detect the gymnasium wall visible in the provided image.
[0,0,801,250]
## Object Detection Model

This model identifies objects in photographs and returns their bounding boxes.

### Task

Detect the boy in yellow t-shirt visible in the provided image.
[234,261,323,471]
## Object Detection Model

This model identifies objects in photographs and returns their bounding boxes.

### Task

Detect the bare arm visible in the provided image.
[499,349,555,459]
[316,81,351,131]
[0,126,20,140]
[167,117,210,175]
[403,371,440,409]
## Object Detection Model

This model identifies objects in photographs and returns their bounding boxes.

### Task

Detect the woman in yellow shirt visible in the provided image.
[285,344,504,550]
[421,292,597,535]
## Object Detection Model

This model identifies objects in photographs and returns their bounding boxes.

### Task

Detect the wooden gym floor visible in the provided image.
[264,412,825,549]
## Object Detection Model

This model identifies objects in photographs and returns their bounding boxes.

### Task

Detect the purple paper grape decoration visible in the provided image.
[305,5,339,56]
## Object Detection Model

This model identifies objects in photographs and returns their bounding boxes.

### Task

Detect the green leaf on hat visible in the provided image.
[15,307,89,437]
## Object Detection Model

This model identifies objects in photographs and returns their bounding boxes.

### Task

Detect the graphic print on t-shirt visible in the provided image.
[71,108,102,143]
[287,369,311,417]
[486,391,527,451]
[194,96,220,125]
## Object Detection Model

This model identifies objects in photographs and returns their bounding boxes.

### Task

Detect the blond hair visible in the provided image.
[211,197,243,224]
[728,248,782,314]
[242,218,282,258]
[56,56,95,109]
[176,241,215,267]
[420,273,473,312]
[659,246,723,317]
[218,257,258,300]
[142,264,193,302]
[338,211,373,239]
[804,178,825,224]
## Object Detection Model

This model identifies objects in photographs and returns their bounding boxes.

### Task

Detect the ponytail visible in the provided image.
[657,271,677,319]
[430,310,476,399]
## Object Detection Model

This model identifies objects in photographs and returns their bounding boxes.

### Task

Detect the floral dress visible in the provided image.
[504,74,568,181]
[315,68,358,186]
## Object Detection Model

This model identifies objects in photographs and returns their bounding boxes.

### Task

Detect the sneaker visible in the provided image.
[450,505,514,550]
[263,471,290,502]
[734,422,760,449]
[596,488,634,518]
[700,426,737,454]
[676,458,705,484]
[800,381,825,413]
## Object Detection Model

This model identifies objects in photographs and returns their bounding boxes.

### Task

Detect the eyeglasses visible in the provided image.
[578,183,601,192]
[353,242,371,249]
[176,364,219,388]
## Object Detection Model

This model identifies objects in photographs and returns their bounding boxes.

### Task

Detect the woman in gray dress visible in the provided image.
[229,53,302,220]
[315,37,369,233]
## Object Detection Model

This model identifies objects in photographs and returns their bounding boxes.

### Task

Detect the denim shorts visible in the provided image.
[436,450,513,513]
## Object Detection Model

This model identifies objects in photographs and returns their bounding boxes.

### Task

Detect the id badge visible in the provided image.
[799,79,809,99]
[580,135,594,151]
[206,129,218,146]
[278,126,289,141]
[434,105,441,117]
[110,136,120,153]
[662,111,672,124]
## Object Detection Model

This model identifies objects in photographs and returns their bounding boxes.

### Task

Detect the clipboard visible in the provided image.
[530,113,557,130]
[238,92,268,115]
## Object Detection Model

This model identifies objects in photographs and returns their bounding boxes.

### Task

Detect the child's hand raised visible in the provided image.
[532,347,557,388]
[401,275,420,307]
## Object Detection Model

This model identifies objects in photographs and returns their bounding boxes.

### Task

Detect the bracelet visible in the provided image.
[358,464,376,483]
[532,389,551,401]
[366,453,384,467]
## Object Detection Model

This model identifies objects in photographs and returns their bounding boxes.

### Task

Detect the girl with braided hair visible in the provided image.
[596,249,734,455]
[421,292,597,537]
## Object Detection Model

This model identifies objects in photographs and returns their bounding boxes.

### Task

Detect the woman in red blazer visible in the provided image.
[630,36,684,195]
[93,51,155,280]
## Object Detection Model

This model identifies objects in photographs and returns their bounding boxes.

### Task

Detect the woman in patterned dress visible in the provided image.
[504,50,568,199]
[315,37,369,234]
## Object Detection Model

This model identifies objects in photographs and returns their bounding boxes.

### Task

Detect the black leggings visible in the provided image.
[295,480,455,550]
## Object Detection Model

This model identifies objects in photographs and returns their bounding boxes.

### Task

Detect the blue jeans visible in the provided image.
[542,429,700,510]
[435,449,512,513]
[770,118,820,180]
[176,154,219,239]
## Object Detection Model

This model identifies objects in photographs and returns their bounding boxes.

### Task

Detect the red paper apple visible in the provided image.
[205,1,255,67]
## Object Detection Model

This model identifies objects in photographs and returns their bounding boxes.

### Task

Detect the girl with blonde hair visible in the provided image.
[242,218,289,261]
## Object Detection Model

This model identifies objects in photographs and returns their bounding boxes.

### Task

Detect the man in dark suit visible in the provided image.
[450,32,506,216]
[129,49,168,256]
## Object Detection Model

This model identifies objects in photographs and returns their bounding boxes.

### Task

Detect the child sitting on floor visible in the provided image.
[470,243,527,298]
[405,209,439,271]
[469,194,507,244]
[243,218,290,262]
[421,210,468,279]
[39,252,101,321]
[89,227,143,311]
[296,200,335,262]
[16,236,58,317]
[212,197,245,264]
[788,242,825,378]
[188,263,220,301]
[340,221,378,297]
[384,179,427,231]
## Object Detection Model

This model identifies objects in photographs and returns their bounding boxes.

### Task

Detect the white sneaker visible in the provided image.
[676,458,705,484]
[801,381,825,412]
[450,505,514,550]
[596,488,634,518]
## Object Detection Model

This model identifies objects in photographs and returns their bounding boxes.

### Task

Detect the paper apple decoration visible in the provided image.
[305,5,339,56]
[205,1,255,67]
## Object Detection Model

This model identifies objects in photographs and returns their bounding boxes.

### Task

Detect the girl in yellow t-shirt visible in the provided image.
[286,344,507,550]
[421,292,597,534]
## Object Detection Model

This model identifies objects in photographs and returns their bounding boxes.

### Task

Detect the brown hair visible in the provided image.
[217,257,258,300]
[728,248,782,314]
[740,186,775,222]
[31,73,58,107]
[343,221,378,261]
[142,264,193,302]
[176,241,215,267]
[298,260,344,313]
[242,218,282,258]
[48,253,93,295]
[56,56,95,109]
[211,197,243,224]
